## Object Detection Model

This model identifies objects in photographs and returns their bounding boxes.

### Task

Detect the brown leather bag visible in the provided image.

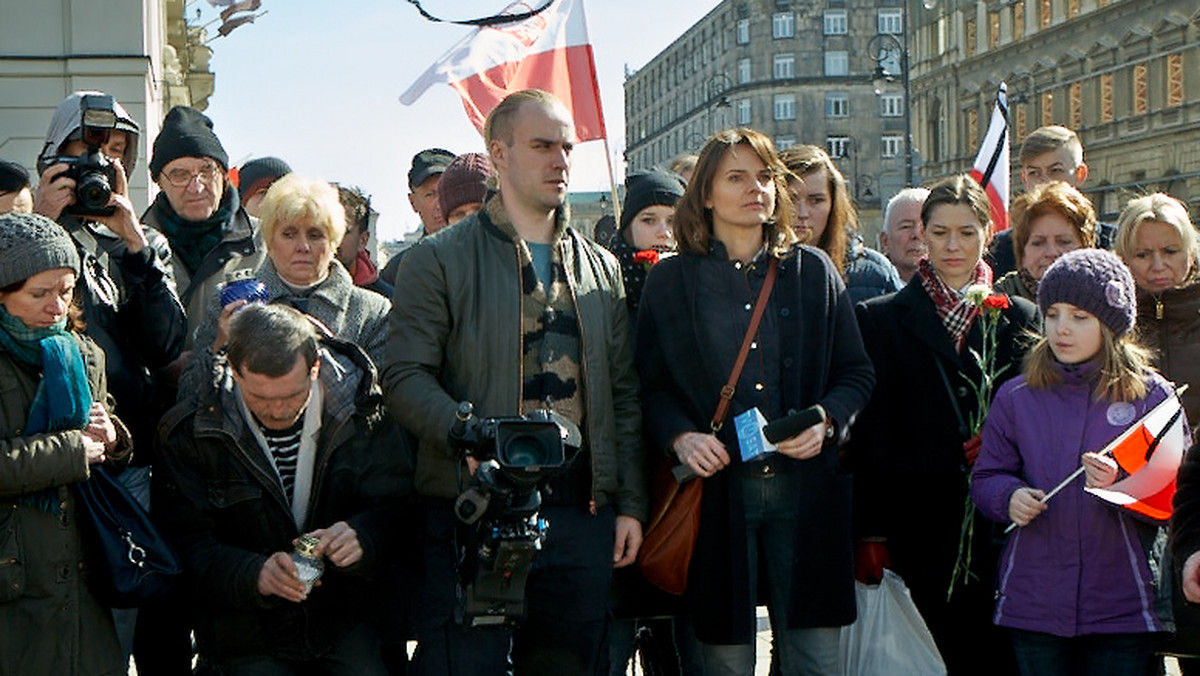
[638,258,778,595]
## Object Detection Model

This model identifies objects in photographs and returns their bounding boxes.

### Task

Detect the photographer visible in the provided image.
[34,89,189,672]
[383,89,647,675]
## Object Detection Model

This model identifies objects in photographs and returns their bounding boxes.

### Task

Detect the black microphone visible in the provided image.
[762,405,825,444]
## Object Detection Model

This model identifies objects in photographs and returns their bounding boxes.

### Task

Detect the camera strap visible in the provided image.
[711,257,778,433]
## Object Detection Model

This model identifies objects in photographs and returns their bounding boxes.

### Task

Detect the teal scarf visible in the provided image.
[0,306,93,513]
[152,187,238,275]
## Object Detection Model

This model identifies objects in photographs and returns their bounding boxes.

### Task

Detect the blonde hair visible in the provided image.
[1114,193,1199,283]
[1023,323,1155,402]
[673,128,797,258]
[483,89,562,148]
[1010,181,1098,264]
[258,174,346,248]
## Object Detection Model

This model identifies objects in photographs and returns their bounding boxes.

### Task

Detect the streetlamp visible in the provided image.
[868,32,914,187]
[708,73,733,134]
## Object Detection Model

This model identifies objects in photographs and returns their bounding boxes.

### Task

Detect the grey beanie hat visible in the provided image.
[0,212,80,289]
[1037,248,1137,336]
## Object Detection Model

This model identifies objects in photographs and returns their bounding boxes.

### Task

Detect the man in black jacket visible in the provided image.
[155,304,404,674]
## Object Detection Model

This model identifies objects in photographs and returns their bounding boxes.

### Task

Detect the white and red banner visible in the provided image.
[401,0,607,142]
[970,83,1010,232]
[1086,393,1188,521]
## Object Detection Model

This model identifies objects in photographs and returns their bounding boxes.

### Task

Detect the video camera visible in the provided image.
[52,94,121,217]
[448,402,580,628]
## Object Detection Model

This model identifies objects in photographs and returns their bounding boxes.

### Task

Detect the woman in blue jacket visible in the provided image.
[972,248,1173,674]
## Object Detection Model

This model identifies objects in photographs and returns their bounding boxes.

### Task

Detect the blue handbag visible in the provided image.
[74,465,182,608]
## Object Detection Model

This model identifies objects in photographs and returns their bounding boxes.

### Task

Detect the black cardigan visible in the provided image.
[636,243,874,644]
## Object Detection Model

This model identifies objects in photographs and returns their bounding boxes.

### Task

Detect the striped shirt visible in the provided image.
[257,418,304,501]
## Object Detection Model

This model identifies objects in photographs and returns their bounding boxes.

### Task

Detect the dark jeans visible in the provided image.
[213,623,387,676]
[609,616,705,676]
[411,503,616,676]
[1009,628,1157,676]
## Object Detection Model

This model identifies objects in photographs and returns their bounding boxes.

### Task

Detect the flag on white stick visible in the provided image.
[1086,393,1188,521]
[970,83,1011,232]
[401,0,607,142]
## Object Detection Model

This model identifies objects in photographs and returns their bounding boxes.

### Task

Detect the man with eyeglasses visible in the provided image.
[32,89,189,674]
[142,106,266,359]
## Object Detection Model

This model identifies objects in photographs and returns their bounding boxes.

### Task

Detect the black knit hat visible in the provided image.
[0,160,30,193]
[237,157,292,201]
[0,211,80,289]
[1038,248,1137,336]
[620,171,686,233]
[150,106,229,179]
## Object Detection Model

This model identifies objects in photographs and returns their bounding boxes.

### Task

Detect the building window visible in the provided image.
[773,53,795,79]
[1016,104,1027,140]
[738,99,752,125]
[1069,82,1082,130]
[1014,1,1025,40]
[1168,53,1184,107]
[967,109,980,152]
[965,19,977,56]
[1040,0,1051,28]
[826,136,850,159]
[1100,73,1114,122]
[772,12,794,39]
[881,135,903,158]
[878,9,902,35]
[1041,91,1054,126]
[737,18,750,45]
[1067,0,1079,18]
[738,58,752,85]
[774,94,797,120]
[1133,64,1148,115]
[824,10,848,35]
[826,93,850,118]
[989,12,1000,49]
[881,93,904,117]
[775,135,798,150]
[824,50,849,77]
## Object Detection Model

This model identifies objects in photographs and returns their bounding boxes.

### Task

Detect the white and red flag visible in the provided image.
[1085,393,1188,521]
[401,0,607,142]
[970,83,1010,232]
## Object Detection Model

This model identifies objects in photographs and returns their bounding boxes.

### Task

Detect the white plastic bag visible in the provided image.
[839,568,947,676]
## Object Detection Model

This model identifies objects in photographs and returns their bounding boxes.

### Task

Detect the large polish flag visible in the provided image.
[1085,393,1188,522]
[401,0,606,143]
[970,83,1011,232]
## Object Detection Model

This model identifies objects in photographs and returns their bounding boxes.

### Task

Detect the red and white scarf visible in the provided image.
[916,257,993,353]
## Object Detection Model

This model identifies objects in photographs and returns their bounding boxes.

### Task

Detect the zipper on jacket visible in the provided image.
[1156,295,1164,320]
[561,235,600,514]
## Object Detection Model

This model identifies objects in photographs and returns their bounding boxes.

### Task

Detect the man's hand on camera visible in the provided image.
[34,164,76,221]
[96,158,146,253]
[613,515,642,568]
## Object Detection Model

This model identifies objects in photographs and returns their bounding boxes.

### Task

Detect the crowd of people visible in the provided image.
[2,85,1200,676]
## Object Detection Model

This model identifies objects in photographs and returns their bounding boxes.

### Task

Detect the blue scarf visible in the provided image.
[0,306,93,512]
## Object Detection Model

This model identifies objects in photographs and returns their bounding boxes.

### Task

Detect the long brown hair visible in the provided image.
[779,145,856,275]
[674,128,797,257]
[1022,324,1154,402]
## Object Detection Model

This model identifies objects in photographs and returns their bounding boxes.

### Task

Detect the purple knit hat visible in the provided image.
[1037,248,1137,336]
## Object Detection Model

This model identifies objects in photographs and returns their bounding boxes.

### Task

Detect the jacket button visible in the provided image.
[754,383,765,391]
[957,386,969,398]
[744,303,752,311]
[783,357,794,368]
[780,308,790,317]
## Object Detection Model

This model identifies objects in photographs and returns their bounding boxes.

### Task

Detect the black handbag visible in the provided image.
[73,465,182,608]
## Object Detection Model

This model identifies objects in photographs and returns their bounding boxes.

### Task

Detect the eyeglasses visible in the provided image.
[163,163,222,187]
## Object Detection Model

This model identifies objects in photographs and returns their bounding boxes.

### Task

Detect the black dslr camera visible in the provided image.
[448,402,580,628]
[53,94,121,217]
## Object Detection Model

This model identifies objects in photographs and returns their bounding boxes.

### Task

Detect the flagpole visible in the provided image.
[601,137,621,225]
[1003,384,1189,534]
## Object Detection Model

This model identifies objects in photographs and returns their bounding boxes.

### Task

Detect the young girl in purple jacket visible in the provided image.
[972,248,1175,675]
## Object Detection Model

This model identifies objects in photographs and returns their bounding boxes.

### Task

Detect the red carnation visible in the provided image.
[983,294,1011,311]
[633,249,660,268]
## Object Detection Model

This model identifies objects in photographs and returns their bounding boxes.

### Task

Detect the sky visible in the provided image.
[199,0,723,241]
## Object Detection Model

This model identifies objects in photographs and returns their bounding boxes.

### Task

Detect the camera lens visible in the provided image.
[76,171,113,211]
[502,434,548,468]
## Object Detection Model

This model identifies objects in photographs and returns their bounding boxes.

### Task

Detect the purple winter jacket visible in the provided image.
[971,363,1175,638]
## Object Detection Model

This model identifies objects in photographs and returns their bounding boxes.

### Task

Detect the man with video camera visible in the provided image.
[33,90,189,673]
[383,89,647,675]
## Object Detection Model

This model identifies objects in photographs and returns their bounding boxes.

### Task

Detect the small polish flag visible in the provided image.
[970,83,1011,232]
[401,0,606,142]
[1086,393,1188,521]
